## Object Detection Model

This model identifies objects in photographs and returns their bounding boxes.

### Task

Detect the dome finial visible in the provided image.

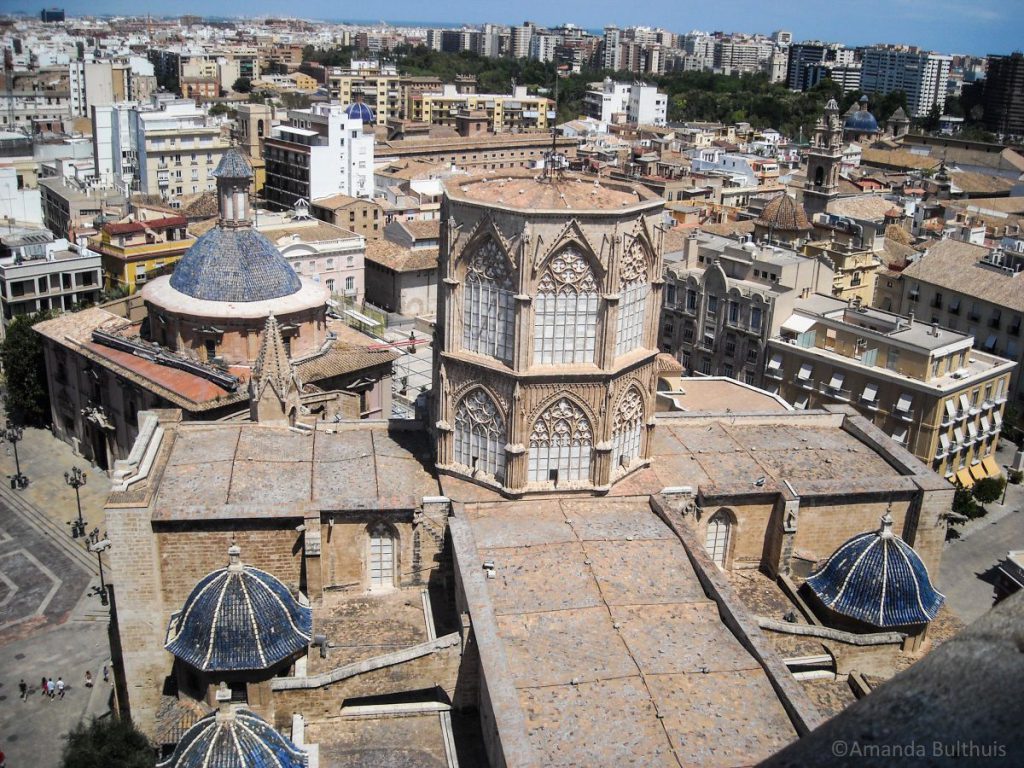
[228,542,242,569]
[879,509,894,539]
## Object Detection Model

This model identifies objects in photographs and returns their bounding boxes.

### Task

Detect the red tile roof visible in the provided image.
[104,215,188,236]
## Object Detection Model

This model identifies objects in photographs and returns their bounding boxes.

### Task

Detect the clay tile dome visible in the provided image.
[169,227,302,302]
[344,101,375,123]
[212,149,254,179]
[756,193,811,232]
[157,708,307,768]
[806,514,945,627]
[164,546,312,672]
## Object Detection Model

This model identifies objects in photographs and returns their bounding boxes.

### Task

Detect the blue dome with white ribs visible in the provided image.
[806,514,944,627]
[344,101,375,123]
[165,546,312,672]
[157,707,307,768]
[169,226,302,302]
[845,96,880,134]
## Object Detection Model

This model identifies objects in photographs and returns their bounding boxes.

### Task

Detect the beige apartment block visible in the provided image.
[767,294,1015,485]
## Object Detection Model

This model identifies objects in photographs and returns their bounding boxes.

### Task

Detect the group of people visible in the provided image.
[16,666,107,702]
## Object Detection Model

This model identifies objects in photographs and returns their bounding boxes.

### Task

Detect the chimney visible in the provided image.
[908,310,915,325]
[931,321,940,337]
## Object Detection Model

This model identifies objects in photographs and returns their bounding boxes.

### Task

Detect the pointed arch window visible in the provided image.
[615,242,649,357]
[704,510,733,568]
[463,239,515,363]
[534,247,599,365]
[454,389,507,483]
[527,398,593,484]
[611,388,645,472]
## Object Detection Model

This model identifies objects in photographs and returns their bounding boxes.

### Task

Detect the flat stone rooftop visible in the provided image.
[454,496,799,767]
[446,172,661,212]
[150,422,439,519]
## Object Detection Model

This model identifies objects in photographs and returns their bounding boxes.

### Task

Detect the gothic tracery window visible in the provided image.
[533,247,599,365]
[611,388,644,472]
[527,397,593,484]
[454,389,507,482]
[463,239,515,363]
[615,242,649,357]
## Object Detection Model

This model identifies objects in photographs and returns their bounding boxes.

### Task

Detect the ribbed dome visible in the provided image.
[806,515,944,627]
[344,101,375,123]
[169,226,302,302]
[756,193,811,232]
[165,546,312,672]
[212,149,253,180]
[157,708,307,768]
[845,96,880,134]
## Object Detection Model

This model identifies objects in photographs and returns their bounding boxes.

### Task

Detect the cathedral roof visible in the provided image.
[806,514,944,627]
[755,193,811,232]
[157,707,307,768]
[169,225,302,303]
[165,545,312,671]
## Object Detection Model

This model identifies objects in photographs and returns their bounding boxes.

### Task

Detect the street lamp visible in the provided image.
[89,538,110,607]
[2,420,27,489]
[65,466,87,539]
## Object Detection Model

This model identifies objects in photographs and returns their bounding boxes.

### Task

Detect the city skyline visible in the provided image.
[17,0,1019,57]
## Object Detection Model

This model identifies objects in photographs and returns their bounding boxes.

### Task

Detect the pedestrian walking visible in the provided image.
[84,670,93,688]
[57,677,65,699]
[102,664,109,683]
[18,679,27,700]
[40,675,47,697]
[46,677,55,699]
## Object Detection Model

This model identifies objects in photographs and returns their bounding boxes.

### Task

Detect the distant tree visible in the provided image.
[920,103,942,132]
[0,311,55,427]
[973,476,1006,508]
[233,76,252,93]
[61,716,153,768]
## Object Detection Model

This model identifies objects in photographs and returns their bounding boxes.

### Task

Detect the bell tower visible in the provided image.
[804,98,842,216]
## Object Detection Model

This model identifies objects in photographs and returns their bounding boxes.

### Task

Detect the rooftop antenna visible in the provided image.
[542,64,563,182]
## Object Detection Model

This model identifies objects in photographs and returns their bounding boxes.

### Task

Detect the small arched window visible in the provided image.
[454,389,507,482]
[257,119,265,137]
[814,165,825,187]
[704,510,733,568]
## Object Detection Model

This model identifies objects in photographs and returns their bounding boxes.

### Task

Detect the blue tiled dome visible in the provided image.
[845,97,880,134]
[157,708,307,768]
[165,546,312,672]
[344,101,375,123]
[212,149,254,180]
[169,226,302,303]
[806,515,944,628]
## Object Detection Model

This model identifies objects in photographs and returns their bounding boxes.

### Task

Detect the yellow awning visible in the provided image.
[969,463,986,481]
[955,468,975,488]
[982,455,1001,478]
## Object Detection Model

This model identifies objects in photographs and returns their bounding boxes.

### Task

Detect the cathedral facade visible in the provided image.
[433,173,667,495]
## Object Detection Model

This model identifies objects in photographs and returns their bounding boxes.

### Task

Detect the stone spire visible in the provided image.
[249,312,301,424]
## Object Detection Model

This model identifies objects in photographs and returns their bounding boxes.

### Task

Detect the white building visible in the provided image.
[602,26,622,71]
[861,47,952,118]
[263,102,375,210]
[583,78,667,125]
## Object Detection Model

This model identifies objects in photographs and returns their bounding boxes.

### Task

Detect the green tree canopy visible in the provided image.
[233,76,252,93]
[973,476,1006,507]
[61,716,154,768]
[1,310,55,427]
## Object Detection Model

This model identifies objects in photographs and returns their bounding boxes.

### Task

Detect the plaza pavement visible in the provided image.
[0,403,114,767]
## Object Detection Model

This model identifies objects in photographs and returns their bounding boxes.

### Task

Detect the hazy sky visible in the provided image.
[38,0,1022,56]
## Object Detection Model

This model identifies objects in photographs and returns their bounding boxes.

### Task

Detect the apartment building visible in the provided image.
[0,228,102,326]
[88,211,194,294]
[263,102,374,210]
[310,194,384,241]
[39,177,128,240]
[689,148,780,187]
[885,237,1024,404]
[256,205,367,302]
[801,237,883,305]
[766,294,1015,485]
[983,52,1024,137]
[582,79,668,126]
[860,46,952,118]
[409,85,555,133]
[326,61,403,126]
[374,132,579,172]
[660,229,834,382]
[68,58,155,118]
